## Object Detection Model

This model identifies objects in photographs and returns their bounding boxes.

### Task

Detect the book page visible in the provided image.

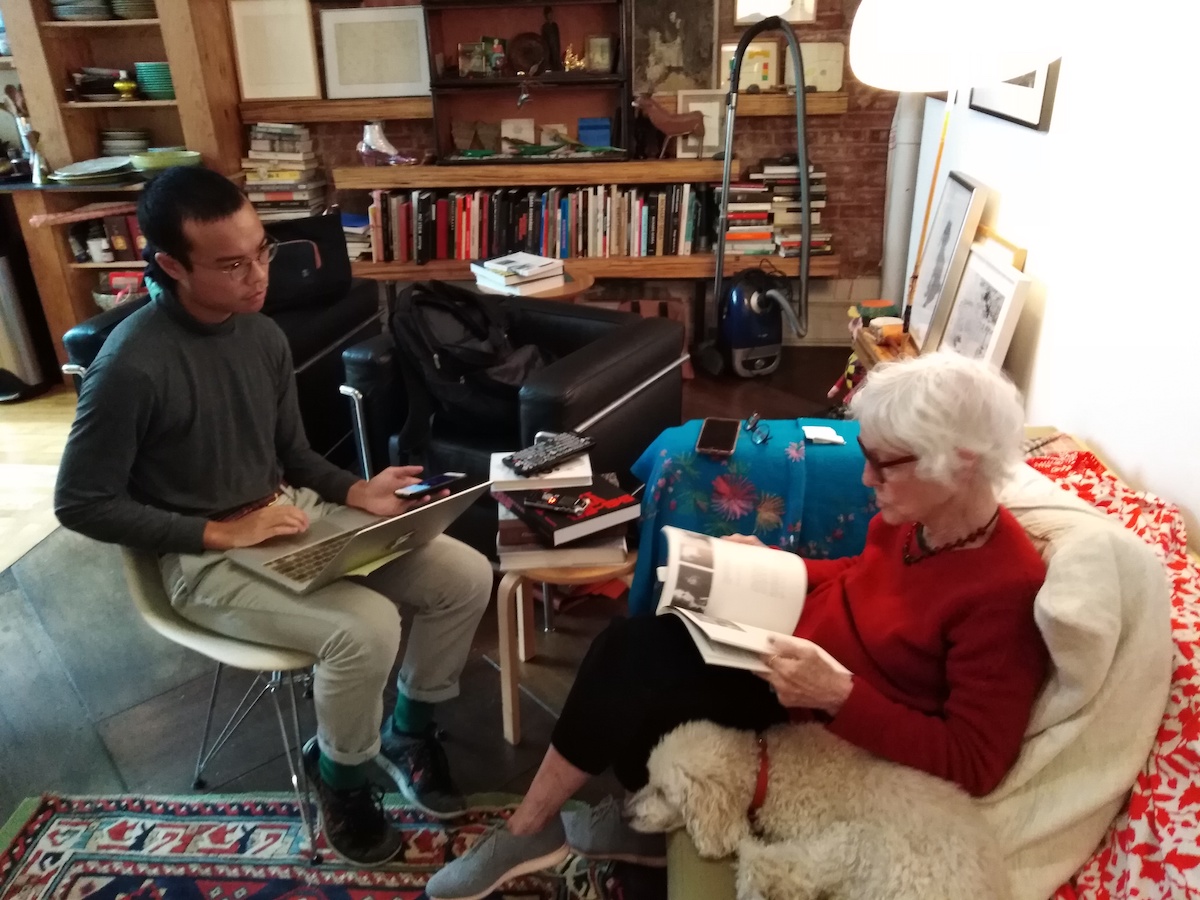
[656,526,807,633]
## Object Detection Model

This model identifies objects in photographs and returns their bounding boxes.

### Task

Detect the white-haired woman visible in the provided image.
[427,353,1048,900]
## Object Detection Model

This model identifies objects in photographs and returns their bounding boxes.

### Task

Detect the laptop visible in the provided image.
[227,482,490,595]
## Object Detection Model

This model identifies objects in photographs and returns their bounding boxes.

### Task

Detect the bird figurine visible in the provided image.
[632,93,706,158]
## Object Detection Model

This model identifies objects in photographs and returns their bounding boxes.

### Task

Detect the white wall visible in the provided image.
[904,6,1200,545]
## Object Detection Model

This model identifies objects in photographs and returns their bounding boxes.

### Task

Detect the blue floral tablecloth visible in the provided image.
[627,418,878,616]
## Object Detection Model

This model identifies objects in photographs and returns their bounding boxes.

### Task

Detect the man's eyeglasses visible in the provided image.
[201,239,279,283]
[856,436,917,482]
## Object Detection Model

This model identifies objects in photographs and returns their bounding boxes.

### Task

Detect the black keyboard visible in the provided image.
[503,432,596,476]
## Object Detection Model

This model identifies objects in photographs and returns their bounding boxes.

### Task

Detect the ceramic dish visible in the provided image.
[128,149,200,171]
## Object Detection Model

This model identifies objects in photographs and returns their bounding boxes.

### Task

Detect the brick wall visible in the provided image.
[301,0,894,280]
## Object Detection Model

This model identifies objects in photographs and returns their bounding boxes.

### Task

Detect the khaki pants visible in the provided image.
[160,487,493,766]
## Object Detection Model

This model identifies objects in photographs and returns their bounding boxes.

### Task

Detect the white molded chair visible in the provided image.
[121,548,323,863]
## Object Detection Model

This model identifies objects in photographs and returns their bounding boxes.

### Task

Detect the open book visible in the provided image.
[655,526,849,675]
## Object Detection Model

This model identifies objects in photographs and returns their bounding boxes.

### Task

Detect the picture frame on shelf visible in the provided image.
[458,42,487,78]
[586,35,614,73]
[969,59,1060,131]
[735,0,816,24]
[718,42,779,91]
[634,2,715,92]
[937,243,1030,364]
[907,171,990,353]
[230,0,321,101]
[320,7,430,99]
[783,41,844,92]
[675,89,725,159]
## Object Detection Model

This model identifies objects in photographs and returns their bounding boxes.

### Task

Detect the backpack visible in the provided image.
[390,281,544,430]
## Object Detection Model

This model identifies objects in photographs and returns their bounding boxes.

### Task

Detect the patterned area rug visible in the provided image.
[0,794,639,900]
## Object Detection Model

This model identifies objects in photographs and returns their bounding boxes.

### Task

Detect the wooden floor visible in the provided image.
[0,387,75,572]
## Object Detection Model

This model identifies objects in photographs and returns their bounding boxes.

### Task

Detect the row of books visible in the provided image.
[243,123,327,223]
[89,212,147,263]
[363,182,718,265]
[719,162,833,257]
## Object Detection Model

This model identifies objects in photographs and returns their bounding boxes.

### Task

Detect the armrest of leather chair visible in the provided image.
[506,296,633,355]
[342,332,409,476]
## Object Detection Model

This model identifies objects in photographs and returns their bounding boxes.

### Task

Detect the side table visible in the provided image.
[496,553,637,744]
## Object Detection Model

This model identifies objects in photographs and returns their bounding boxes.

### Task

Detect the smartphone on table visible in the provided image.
[394,472,467,500]
[695,417,740,458]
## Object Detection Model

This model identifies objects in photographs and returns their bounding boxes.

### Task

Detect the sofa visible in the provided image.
[341,296,685,556]
[665,432,1184,900]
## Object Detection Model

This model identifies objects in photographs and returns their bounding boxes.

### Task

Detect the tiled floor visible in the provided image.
[0,346,849,827]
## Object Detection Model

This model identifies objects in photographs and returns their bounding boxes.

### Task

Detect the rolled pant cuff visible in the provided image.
[396,682,460,705]
[318,734,382,767]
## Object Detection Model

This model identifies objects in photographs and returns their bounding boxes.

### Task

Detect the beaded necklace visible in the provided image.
[902,507,1001,566]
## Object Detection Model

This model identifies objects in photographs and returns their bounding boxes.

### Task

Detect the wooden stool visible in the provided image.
[496,553,637,744]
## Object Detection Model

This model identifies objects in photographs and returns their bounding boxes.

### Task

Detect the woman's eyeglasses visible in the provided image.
[856,436,917,482]
[744,413,770,445]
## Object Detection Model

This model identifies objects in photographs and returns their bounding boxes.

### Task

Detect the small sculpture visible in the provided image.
[357,121,419,166]
[541,6,562,71]
[632,93,705,158]
[563,45,585,72]
[113,71,138,102]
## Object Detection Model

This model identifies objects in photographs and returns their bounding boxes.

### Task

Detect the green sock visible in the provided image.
[319,753,370,791]
[392,694,435,736]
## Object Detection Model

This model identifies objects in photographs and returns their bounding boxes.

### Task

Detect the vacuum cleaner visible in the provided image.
[697,17,814,378]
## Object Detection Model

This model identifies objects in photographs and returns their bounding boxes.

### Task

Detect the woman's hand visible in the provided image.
[722,533,765,547]
[758,637,853,715]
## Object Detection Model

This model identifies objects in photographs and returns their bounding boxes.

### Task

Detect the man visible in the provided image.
[55,167,494,868]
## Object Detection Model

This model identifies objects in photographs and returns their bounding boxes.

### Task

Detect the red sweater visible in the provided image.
[794,508,1048,797]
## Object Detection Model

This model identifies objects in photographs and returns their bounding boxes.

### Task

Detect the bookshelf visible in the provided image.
[333,159,729,190]
[352,254,839,281]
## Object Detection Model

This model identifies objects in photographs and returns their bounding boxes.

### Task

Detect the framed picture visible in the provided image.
[458,42,487,78]
[969,59,1061,131]
[718,41,779,90]
[735,0,816,24]
[907,171,991,353]
[634,3,716,92]
[675,89,726,159]
[320,7,430,99]
[586,35,614,73]
[229,0,321,101]
[783,41,844,92]
[938,243,1030,364]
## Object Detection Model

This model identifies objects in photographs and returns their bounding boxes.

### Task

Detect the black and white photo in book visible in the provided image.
[671,563,714,612]
[907,171,990,353]
[678,532,715,568]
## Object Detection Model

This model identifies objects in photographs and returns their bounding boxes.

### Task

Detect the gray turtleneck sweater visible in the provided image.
[54,290,359,554]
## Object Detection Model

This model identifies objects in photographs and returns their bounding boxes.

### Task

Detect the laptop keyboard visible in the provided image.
[265,531,357,583]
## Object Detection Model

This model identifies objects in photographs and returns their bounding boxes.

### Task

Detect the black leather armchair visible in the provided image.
[342,297,685,556]
[61,213,383,468]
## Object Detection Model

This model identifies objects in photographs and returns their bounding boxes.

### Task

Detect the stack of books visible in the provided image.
[714,180,774,255]
[489,455,640,570]
[342,212,371,262]
[471,252,565,296]
[242,124,327,223]
[748,160,833,257]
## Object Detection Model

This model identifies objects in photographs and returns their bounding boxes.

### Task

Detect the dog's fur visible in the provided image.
[626,721,1010,900]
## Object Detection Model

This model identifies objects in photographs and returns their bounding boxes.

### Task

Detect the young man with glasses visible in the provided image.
[55,167,494,868]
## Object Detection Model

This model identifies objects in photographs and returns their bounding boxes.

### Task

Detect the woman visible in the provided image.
[428,353,1049,900]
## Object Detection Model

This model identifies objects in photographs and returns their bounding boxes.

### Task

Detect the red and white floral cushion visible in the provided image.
[1027,451,1200,899]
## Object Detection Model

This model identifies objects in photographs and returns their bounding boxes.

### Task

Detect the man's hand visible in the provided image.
[758,637,853,715]
[204,505,309,550]
[345,465,447,517]
[722,533,766,547]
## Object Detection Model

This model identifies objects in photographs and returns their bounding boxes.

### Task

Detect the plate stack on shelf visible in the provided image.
[50,0,113,21]
[133,61,174,100]
[100,128,150,157]
[111,0,156,18]
[49,156,135,186]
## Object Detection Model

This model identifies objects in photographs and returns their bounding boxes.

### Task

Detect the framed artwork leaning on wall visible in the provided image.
[907,171,991,353]
[937,243,1030,365]
[321,6,431,98]
[230,0,322,101]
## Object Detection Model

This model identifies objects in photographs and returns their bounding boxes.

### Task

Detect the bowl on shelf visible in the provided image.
[93,289,148,312]
[128,149,201,172]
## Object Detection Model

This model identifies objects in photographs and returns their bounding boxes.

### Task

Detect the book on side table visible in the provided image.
[497,528,627,571]
[655,526,849,674]
[489,451,593,492]
[493,476,639,547]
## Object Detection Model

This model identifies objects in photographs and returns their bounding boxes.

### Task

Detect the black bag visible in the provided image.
[391,281,544,429]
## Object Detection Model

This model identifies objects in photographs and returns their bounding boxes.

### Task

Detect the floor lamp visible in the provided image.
[848,0,1065,333]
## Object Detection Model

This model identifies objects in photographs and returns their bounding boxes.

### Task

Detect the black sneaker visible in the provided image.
[376,721,467,818]
[302,738,404,867]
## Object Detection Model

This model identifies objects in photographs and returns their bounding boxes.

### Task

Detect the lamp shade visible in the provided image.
[849,0,1066,92]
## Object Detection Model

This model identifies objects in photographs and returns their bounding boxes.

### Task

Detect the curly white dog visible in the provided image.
[626,721,1010,900]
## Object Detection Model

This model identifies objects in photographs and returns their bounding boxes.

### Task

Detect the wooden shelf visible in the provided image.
[335,158,732,189]
[239,97,434,124]
[70,260,148,269]
[739,92,848,117]
[432,74,623,91]
[63,100,178,109]
[352,254,839,281]
[41,18,160,29]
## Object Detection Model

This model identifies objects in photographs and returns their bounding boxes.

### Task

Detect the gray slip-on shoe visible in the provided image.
[426,816,569,900]
[562,796,667,866]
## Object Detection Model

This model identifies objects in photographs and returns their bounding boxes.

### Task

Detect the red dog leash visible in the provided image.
[747,733,770,831]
